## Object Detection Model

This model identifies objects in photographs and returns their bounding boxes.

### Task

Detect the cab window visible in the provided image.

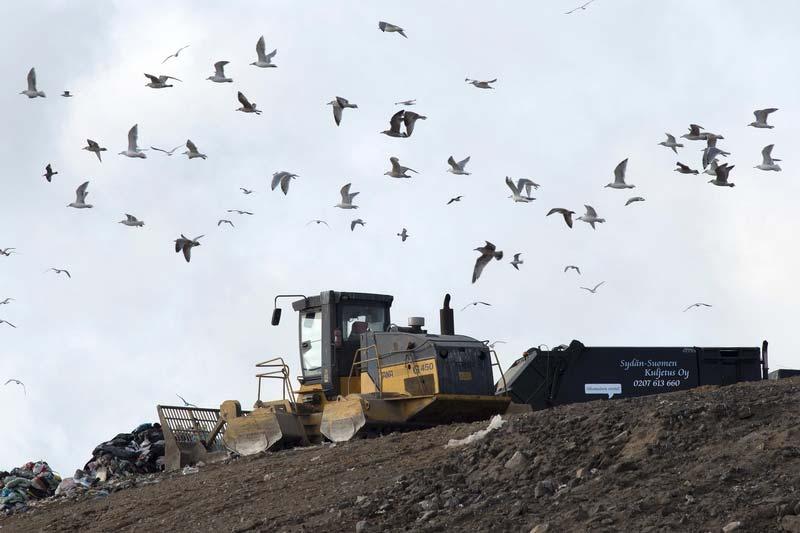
[341,304,387,342]
[300,309,322,377]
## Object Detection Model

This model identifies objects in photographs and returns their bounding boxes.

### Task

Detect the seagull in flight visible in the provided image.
[684,303,712,312]
[236,91,261,114]
[680,124,707,141]
[151,144,183,156]
[625,196,645,206]
[67,181,93,209]
[327,97,358,126]
[380,109,426,137]
[659,133,683,154]
[755,144,782,171]
[351,219,366,231]
[749,108,778,129]
[0,320,16,328]
[397,228,409,242]
[174,235,203,263]
[708,163,735,187]
[335,183,359,209]
[385,157,418,178]
[395,99,416,106]
[240,188,254,195]
[43,164,58,182]
[119,214,144,227]
[227,209,253,215]
[683,302,711,313]
[183,139,207,159]
[48,268,71,278]
[465,78,496,89]
[119,124,147,158]
[61,91,73,97]
[0,248,17,257]
[271,171,298,195]
[4,379,25,395]
[505,176,534,203]
[251,36,278,67]
[510,253,523,270]
[674,162,699,175]
[0,298,13,305]
[565,0,596,14]
[472,241,503,283]
[702,146,730,169]
[162,45,190,64]
[580,281,605,294]
[207,61,233,83]
[447,156,471,175]
[564,265,581,274]
[144,73,181,89]
[218,219,235,228]
[461,301,491,311]
[306,219,330,227]
[577,205,605,229]
[447,196,463,205]
[378,21,407,38]
[514,178,540,196]
[606,158,634,189]
[546,208,575,228]
[20,67,45,98]
[83,139,107,162]
[175,393,197,407]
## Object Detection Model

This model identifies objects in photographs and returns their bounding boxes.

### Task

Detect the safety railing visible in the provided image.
[255,357,297,409]
[346,344,384,397]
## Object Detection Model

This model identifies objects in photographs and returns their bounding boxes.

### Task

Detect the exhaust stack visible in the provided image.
[440,293,455,336]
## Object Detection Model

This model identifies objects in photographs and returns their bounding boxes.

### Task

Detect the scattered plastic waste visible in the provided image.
[445,415,505,448]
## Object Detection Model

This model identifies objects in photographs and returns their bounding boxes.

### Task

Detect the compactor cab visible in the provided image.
[158,290,511,470]
[278,291,394,400]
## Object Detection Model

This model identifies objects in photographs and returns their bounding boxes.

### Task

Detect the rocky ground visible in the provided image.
[2,377,800,533]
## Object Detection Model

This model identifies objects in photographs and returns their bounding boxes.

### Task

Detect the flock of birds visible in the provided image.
[0,5,786,396]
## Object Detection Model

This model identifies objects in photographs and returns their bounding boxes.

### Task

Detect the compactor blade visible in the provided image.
[222,404,308,455]
[320,396,367,442]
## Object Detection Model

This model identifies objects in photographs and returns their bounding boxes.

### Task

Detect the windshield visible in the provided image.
[300,309,322,377]
[341,303,387,342]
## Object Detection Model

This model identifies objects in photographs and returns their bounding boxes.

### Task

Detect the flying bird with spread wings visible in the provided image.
[472,241,503,283]
[162,45,190,64]
[580,281,605,294]
[4,379,26,395]
[174,235,203,263]
[565,0,596,14]
[461,301,491,311]
[251,36,278,67]
[684,303,712,312]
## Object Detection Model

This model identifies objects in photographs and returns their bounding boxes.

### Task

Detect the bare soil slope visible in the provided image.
[3,377,800,533]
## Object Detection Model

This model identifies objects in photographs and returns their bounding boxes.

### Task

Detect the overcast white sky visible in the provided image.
[2,1,799,474]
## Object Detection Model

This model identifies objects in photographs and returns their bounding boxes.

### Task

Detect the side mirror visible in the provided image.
[271,308,282,326]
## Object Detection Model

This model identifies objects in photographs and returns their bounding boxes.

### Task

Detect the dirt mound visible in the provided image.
[2,378,800,532]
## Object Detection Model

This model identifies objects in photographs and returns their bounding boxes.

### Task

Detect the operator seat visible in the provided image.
[349,321,369,341]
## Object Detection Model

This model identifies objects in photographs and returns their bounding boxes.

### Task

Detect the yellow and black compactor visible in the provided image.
[157,291,511,470]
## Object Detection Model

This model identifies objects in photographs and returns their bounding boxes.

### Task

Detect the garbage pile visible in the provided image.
[0,461,61,515]
[83,422,165,481]
[54,422,166,499]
